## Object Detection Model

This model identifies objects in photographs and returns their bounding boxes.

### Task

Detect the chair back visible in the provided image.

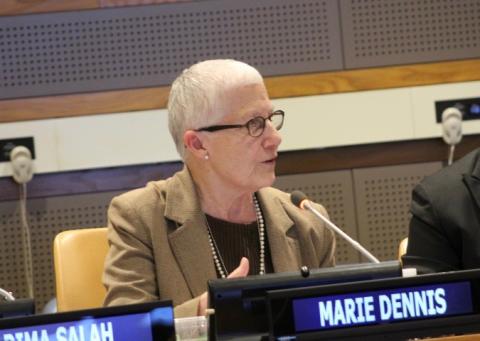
[398,237,409,261]
[53,227,108,312]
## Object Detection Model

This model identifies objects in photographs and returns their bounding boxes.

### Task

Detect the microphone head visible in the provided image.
[291,190,308,209]
[442,107,463,146]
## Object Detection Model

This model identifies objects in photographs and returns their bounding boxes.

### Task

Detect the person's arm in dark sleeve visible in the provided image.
[403,183,460,272]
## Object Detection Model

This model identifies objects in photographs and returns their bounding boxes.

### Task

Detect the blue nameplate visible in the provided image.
[293,281,472,332]
[0,302,174,341]
[267,269,480,340]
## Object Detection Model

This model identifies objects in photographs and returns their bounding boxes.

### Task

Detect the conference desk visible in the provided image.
[435,335,480,341]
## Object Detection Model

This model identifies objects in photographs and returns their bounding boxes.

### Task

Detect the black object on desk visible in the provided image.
[0,298,35,319]
[208,261,401,340]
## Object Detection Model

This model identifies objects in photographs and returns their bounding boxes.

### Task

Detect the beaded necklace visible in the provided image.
[205,194,265,278]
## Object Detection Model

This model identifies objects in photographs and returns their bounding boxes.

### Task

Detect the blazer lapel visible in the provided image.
[463,155,480,212]
[258,189,298,273]
[168,218,216,297]
[164,168,217,297]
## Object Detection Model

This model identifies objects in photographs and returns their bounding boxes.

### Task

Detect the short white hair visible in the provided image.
[167,59,264,158]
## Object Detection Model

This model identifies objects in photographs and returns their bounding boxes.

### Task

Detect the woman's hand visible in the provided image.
[197,257,250,316]
[227,257,250,278]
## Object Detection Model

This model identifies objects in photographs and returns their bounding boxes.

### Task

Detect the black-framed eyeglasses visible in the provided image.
[195,110,285,137]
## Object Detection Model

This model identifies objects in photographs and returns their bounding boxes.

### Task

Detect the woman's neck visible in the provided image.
[191,169,257,224]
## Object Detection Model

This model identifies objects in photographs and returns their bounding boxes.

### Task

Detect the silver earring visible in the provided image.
[204,153,209,160]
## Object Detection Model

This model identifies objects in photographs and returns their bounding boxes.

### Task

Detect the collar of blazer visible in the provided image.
[160,166,297,297]
[463,149,480,212]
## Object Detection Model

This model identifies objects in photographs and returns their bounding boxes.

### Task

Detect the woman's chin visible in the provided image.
[253,173,276,190]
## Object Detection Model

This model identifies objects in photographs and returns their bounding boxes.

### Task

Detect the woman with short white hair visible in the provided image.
[103,59,335,317]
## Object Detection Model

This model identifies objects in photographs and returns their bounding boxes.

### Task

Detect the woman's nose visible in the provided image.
[262,120,282,148]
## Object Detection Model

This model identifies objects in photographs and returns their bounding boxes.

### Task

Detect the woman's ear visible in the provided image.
[184,130,208,159]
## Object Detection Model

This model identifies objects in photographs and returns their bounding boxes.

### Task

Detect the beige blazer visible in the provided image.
[103,167,335,317]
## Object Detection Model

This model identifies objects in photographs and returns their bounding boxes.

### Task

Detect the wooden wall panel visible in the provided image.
[0,0,99,16]
[264,59,480,99]
[0,87,170,122]
[276,135,480,175]
[1,59,480,123]
[0,0,193,16]
[100,0,190,7]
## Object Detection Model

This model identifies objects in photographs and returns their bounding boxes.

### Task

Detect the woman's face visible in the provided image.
[202,83,282,193]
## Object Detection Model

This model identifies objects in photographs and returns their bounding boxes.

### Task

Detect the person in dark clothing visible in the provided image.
[403,147,480,272]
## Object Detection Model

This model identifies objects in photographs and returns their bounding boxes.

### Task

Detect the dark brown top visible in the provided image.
[206,214,274,277]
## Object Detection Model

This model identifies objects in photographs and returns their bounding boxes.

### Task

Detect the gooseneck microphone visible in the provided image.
[291,190,380,263]
[0,287,15,301]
